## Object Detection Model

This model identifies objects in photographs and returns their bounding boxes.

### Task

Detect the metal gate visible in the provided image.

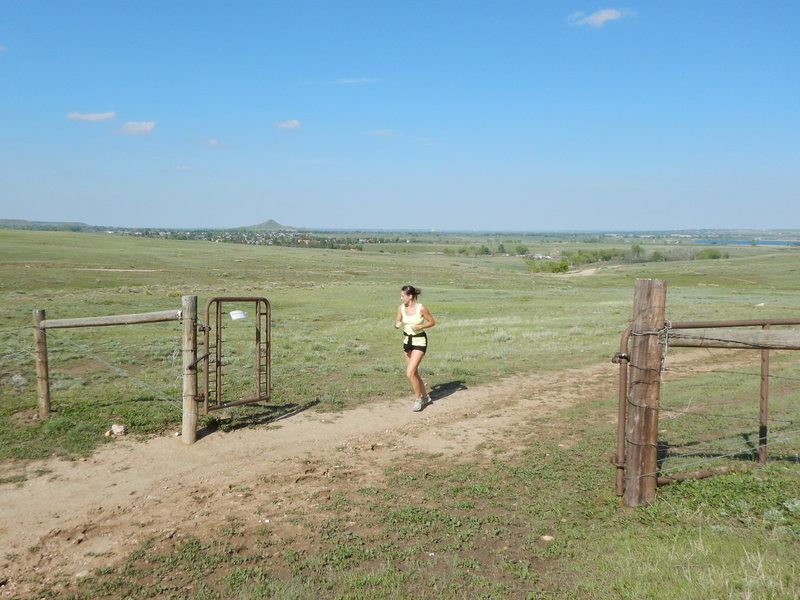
[201,297,271,413]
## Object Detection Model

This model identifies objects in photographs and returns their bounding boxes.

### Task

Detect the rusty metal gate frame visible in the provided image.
[201,297,271,414]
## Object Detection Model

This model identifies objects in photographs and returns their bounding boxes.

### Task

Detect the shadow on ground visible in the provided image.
[197,399,321,438]
[429,380,468,402]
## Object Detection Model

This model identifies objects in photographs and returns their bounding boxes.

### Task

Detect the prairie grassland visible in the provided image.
[1,229,800,598]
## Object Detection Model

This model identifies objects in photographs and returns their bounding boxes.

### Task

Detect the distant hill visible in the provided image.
[0,218,301,232]
[235,219,298,231]
[0,219,96,232]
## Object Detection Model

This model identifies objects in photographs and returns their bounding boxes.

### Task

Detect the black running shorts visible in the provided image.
[403,331,428,353]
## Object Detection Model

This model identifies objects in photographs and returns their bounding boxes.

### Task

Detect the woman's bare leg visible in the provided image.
[404,349,427,398]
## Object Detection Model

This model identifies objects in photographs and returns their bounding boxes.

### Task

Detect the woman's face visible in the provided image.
[400,290,413,304]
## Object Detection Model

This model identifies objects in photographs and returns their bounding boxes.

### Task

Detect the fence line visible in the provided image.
[29,295,269,445]
[32,297,199,442]
[613,278,800,506]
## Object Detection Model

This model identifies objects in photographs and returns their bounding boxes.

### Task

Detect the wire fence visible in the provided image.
[0,318,262,419]
[0,321,186,415]
[649,347,800,480]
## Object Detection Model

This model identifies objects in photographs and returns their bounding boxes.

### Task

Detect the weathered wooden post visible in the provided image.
[181,295,198,444]
[33,309,51,420]
[624,279,667,507]
[759,325,770,464]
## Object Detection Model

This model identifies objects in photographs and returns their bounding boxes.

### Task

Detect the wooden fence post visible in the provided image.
[181,295,198,444]
[759,325,770,464]
[624,279,667,507]
[33,309,51,420]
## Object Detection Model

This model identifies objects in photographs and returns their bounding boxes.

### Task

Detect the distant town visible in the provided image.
[2,219,799,256]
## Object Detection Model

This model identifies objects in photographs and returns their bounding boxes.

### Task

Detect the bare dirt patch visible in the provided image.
[73,268,163,273]
[0,349,764,596]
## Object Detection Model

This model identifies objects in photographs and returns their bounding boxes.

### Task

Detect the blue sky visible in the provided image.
[1,1,798,231]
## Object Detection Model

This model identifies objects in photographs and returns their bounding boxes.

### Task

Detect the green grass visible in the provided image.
[2,229,800,599]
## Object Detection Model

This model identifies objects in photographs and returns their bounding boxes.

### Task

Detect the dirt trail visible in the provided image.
[0,349,757,596]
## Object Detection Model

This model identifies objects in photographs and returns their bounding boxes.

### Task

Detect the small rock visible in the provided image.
[11,374,26,390]
[541,535,555,542]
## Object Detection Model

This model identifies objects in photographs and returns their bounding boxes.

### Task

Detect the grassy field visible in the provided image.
[1,229,800,598]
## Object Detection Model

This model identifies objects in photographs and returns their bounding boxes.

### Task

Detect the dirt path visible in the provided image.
[0,350,757,596]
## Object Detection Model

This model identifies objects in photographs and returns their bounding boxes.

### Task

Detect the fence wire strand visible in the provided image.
[49,334,184,411]
[624,342,800,482]
[626,428,800,481]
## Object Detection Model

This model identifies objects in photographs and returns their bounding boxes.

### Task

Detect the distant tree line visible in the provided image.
[443,243,530,257]
[526,244,731,273]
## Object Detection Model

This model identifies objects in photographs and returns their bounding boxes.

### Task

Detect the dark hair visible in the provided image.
[401,285,421,299]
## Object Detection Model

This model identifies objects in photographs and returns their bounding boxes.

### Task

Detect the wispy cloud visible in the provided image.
[0,44,6,52]
[567,8,633,28]
[275,119,301,130]
[367,129,394,137]
[114,121,156,135]
[66,111,116,121]
[205,138,223,146]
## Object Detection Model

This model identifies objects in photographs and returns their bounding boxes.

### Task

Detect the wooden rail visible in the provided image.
[38,310,182,329]
[664,328,800,349]
[33,300,198,444]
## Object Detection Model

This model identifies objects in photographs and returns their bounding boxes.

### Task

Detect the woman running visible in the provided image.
[394,285,436,411]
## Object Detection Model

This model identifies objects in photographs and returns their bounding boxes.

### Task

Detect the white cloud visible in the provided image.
[66,111,116,121]
[0,44,6,52]
[368,129,394,137]
[177,165,192,171]
[114,121,156,135]
[275,119,301,130]
[205,138,222,146]
[568,8,633,28]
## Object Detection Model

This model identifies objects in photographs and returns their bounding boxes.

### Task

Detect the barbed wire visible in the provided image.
[664,363,800,383]
[662,395,763,412]
[0,318,35,333]
[661,426,799,458]
[625,428,800,481]
[51,335,184,411]
[1,319,255,421]
[660,407,795,426]
[0,348,34,362]
[623,334,800,481]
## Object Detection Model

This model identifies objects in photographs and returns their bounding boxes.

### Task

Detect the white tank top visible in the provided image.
[401,303,425,335]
